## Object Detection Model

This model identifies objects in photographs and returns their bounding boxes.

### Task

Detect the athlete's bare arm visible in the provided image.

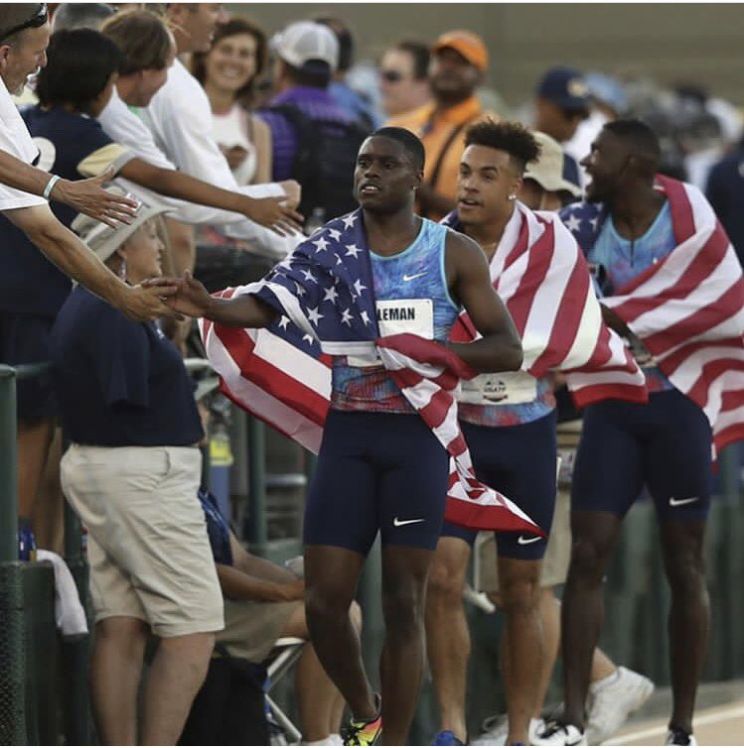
[148,270,278,328]
[444,230,523,372]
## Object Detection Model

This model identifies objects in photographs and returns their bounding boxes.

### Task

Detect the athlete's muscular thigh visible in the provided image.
[377,415,449,551]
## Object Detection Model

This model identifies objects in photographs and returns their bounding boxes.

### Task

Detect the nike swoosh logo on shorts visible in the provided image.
[669,496,699,507]
[517,535,541,545]
[393,517,425,527]
[402,272,427,282]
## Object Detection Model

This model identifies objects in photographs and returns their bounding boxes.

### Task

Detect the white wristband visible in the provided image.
[42,174,61,200]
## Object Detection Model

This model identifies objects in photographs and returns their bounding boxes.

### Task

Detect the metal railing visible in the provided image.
[0,363,53,745]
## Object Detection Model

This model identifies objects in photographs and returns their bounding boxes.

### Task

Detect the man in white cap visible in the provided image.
[260,20,368,223]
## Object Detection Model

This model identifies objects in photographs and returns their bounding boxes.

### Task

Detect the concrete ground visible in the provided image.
[604,679,744,746]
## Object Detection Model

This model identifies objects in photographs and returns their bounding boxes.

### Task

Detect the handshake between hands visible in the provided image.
[143,271,216,320]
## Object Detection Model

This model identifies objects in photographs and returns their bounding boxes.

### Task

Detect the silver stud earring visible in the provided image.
[508,194,517,201]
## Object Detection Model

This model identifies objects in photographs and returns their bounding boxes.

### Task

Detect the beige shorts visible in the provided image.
[61,444,224,637]
[478,419,583,593]
[218,598,300,664]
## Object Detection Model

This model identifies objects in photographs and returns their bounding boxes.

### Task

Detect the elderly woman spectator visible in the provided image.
[50,193,223,745]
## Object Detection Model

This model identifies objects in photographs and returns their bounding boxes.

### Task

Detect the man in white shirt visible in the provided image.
[98,5,301,270]
[0,4,177,550]
[0,4,172,316]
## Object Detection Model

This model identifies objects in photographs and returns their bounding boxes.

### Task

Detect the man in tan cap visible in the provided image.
[519,131,583,211]
[389,30,494,221]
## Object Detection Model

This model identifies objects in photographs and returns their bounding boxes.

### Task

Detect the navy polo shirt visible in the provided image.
[50,286,203,447]
[0,106,133,318]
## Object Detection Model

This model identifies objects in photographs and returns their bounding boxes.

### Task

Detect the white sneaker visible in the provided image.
[471,713,508,745]
[470,716,544,746]
[585,667,655,744]
[529,718,547,744]
[665,728,698,746]
[532,720,587,746]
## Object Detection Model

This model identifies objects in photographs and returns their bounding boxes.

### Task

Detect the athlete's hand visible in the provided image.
[52,166,138,227]
[117,282,180,322]
[278,179,301,210]
[241,194,304,236]
[144,271,212,318]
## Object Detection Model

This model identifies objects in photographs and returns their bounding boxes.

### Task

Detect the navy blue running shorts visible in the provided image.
[0,312,56,423]
[303,409,450,554]
[440,411,557,560]
[571,389,712,520]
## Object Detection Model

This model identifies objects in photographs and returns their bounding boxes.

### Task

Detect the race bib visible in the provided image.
[459,371,538,405]
[348,298,434,368]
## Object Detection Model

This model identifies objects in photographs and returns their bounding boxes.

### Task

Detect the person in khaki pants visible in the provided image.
[51,192,223,745]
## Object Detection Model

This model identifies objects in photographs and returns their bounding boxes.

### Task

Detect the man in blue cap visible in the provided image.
[534,66,591,193]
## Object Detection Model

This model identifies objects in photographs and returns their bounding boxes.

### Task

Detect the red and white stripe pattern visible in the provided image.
[589,176,744,451]
[377,334,541,533]
[449,203,646,401]
[201,286,329,453]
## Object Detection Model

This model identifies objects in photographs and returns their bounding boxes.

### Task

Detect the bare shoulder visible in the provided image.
[444,227,486,267]
[250,113,270,139]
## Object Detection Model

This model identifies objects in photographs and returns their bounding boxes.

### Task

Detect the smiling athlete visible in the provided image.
[538,119,744,747]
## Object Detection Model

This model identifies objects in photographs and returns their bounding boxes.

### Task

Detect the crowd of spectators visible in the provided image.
[2,2,743,745]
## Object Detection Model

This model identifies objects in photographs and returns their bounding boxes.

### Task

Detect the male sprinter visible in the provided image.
[537,120,744,746]
[426,121,556,747]
[469,131,653,748]
[157,127,525,745]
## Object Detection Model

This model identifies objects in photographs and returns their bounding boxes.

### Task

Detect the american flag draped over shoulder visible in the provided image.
[201,210,541,534]
[442,203,646,402]
[560,175,744,452]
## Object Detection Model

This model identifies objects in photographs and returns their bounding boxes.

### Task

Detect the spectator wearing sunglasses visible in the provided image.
[379,40,431,119]
[389,30,496,221]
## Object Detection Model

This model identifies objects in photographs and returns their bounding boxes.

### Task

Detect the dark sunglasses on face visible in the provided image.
[380,69,405,84]
[0,3,48,44]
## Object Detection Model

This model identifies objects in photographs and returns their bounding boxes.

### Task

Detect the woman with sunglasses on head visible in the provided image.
[192,17,273,186]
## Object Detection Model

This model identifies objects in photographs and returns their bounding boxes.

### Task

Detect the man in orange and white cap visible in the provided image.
[389,30,495,221]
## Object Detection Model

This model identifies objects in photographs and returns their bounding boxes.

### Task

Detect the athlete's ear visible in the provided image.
[413,167,423,190]
[510,174,523,201]
[0,43,11,73]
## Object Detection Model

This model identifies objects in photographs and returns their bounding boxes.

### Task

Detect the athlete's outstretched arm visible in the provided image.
[148,271,278,328]
[445,231,523,373]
